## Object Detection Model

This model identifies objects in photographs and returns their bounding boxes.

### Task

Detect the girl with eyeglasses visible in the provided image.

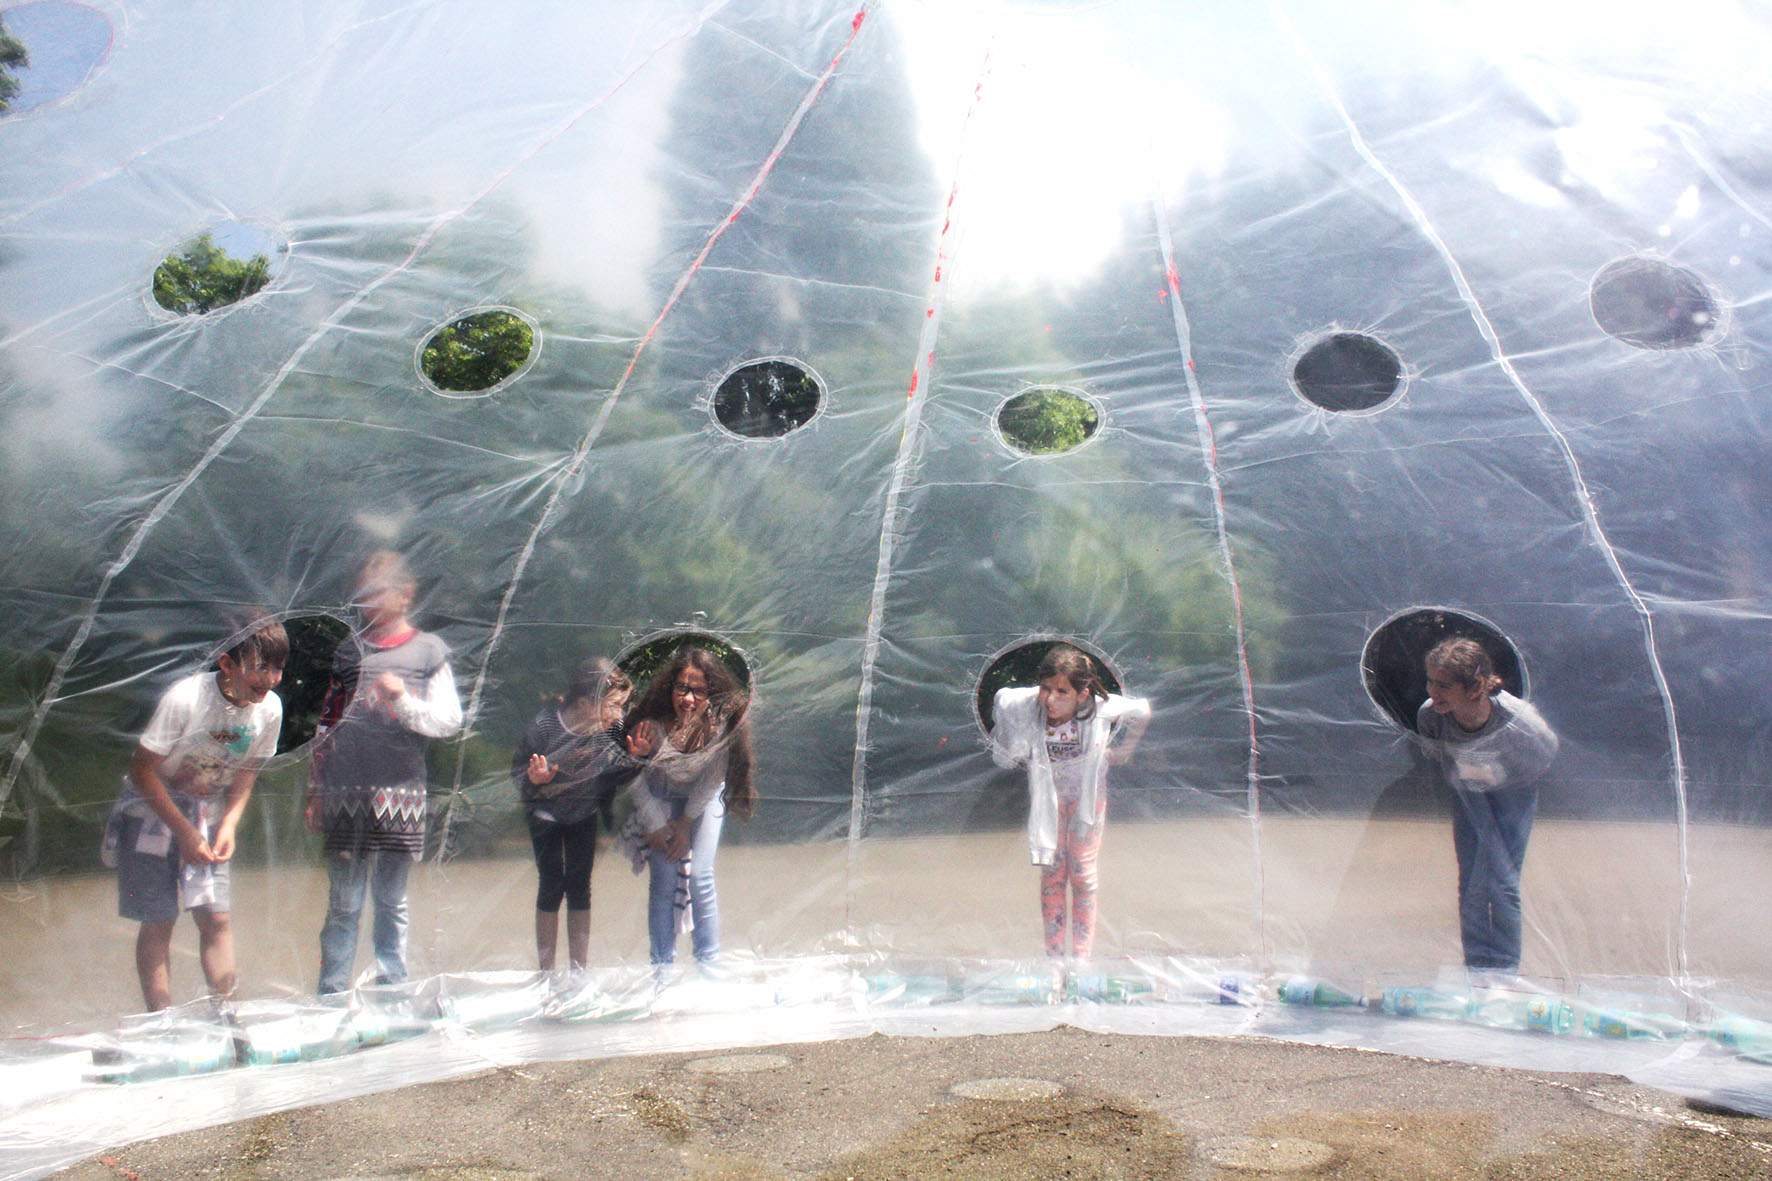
[620,647,756,968]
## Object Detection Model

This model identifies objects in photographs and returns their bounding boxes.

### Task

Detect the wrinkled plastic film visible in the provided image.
[4,0,1772,1167]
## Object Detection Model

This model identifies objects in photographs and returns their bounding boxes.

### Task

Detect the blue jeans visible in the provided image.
[646,796,723,965]
[1451,786,1537,971]
[319,848,413,995]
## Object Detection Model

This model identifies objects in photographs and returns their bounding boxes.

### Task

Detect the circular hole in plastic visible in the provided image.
[975,639,1124,733]
[712,358,822,438]
[1290,332,1404,413]
[1590,257,1718,350]
[418,308,537,395]
[996,388,1101,456]
[615,630,752,700]
[270,613,353,755]
[1361,608,1526,731]
[0,1,112,116]
[151,222,286,316]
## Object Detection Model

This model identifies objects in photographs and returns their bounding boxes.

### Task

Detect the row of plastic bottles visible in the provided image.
[1379,985,1574,1034]
[84,1005,425,1084]
[79,976,627,1084]
[63,970,1772,1086]
[865,968,1177,1006]
[870,967,1772,1060]
[1277,975,1772,1056]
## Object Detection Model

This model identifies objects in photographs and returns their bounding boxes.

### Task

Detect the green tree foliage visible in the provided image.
[617,631,750,694]
[151,233,272,315]
[997,388,1100,455]
[714,360,822,437]
[0,647,135,875]
[275,614,351,754]
[419,309,535,393]
[0,20,27,112]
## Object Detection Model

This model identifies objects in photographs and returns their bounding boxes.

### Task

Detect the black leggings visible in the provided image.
[529,813,598,912]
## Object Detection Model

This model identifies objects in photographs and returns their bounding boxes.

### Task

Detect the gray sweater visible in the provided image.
[1415,691,1558,795]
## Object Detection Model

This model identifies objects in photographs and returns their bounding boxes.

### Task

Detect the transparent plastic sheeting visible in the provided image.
[7,964,1772,1181]
[3,0,1772,1159]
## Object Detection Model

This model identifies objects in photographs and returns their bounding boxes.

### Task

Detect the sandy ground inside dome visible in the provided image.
[4,815,1768,1031]
[26,1029,1772,1181]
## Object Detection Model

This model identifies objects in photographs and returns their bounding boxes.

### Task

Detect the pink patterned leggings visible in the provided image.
[1040,789,1107,957]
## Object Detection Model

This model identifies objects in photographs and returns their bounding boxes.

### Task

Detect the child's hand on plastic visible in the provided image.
[303,798,323,835]
[626,721,659,759]
[526,754,556,785]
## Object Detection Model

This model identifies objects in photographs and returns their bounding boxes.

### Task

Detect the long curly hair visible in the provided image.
[627,646,756,818]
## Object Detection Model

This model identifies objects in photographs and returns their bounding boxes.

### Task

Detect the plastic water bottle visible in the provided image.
[1381,986,1469,1021]
[1279,976,1364,1008]
[87,1028,234,1084]
[969,971,1058,1005]
[1707,1015,1772,1061]
[1066,973,1151,1003]
[1523,994,1574,1034]
[241,1011,354,1065]
[1466,991,1573,1034]
[1581,1007,1687,1039]
[349,1009,391,1047]
[865,972,908,1003]
[444,986,544,1030]
[866,972,953,1005]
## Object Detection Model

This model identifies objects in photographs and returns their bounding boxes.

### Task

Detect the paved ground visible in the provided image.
[41,1028,1772,1180]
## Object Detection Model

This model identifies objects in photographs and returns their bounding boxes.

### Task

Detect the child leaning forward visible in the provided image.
[105,613,287,1011]
[990,644,1149,959]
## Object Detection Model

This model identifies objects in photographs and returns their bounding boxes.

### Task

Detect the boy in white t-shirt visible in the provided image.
[107,614,287,1010]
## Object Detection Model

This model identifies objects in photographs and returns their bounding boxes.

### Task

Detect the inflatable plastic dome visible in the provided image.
[4,0,1771,1168]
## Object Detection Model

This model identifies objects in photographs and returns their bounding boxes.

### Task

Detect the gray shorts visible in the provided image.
[114,807,231,924]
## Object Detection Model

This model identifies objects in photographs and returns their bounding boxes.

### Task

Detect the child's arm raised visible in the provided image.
[378,661,463,738]
[511,719,559,798]
[622,722,674,840]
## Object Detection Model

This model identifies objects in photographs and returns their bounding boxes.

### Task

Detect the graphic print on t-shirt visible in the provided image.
[1045,718,1083,764]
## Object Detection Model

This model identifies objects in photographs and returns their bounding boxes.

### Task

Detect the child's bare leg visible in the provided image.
[1069,795,1108,958]
[535,909,558,971]
[1042,791,1081,958]
[135,920,176,1010]
[1039,865,1068,957]
[566,907,590,971]
[1070,884,1097,957]
[192,908,237,1000]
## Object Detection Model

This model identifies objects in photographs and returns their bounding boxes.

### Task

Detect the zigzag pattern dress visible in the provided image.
[313,629,455,857]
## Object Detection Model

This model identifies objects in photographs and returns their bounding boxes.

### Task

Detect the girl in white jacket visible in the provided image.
[990,644,1150,957]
